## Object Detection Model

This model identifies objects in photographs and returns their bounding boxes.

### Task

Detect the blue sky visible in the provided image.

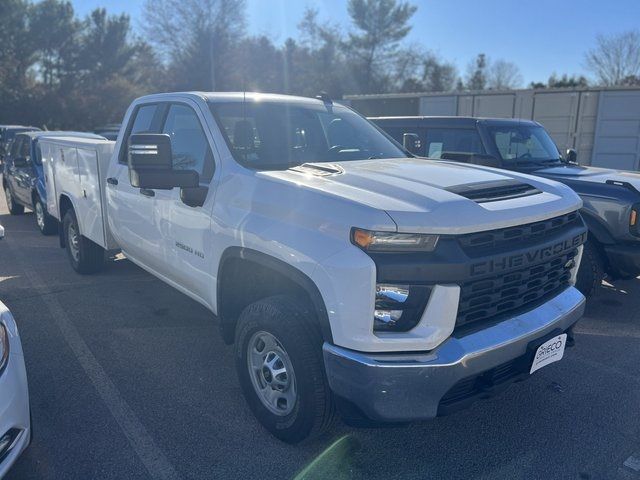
[70,0,640,85]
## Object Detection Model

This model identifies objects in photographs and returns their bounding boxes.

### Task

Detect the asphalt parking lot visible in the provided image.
[1,194,640,480]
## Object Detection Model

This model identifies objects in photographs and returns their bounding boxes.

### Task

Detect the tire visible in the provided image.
[575,240,604,297]
[234,295,336,443]
[4,183,24,215]
[62,209,105,274]
[34,195,57,235]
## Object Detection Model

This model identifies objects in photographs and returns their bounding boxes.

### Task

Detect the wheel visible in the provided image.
[62,209,105,274]
[34,195,57,235]
[575,240,604,297]
[4,183,24,215]
[234,295,336,443]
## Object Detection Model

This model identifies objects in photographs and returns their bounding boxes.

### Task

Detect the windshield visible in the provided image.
[209,101,408,169]
[488,125,561,164]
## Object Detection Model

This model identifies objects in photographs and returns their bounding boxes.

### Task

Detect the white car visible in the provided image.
[0,301,30,478]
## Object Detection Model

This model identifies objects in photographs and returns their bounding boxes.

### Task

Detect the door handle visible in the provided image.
[140,188,155,197]
[106,177,118,185]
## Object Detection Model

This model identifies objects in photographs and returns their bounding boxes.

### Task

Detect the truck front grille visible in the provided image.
[458,211,581,255]
[456,249,577,328]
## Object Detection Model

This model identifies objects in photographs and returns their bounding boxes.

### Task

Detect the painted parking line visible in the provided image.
[625,454,640,473]
[4,238,182,480]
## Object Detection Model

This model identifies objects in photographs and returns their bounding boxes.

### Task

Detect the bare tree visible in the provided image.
[585,30,640,86]
[141,0,246,90]
[487,59,522,90]
[397,51,457,92]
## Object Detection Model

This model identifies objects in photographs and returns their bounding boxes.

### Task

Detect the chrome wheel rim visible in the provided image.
[247,331,297,416]
[67,222,80,262]
[35,201,45,230]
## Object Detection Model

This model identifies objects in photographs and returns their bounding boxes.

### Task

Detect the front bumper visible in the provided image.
[323,286,585,422]
[604,242,640,277]
[0,305,30,478]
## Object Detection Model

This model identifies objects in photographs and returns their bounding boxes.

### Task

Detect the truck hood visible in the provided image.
[264,158,582,234]
[535,163,640,191]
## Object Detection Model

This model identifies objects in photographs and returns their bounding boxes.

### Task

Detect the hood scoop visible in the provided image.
[446,179,541,203]
[289,163,344,177]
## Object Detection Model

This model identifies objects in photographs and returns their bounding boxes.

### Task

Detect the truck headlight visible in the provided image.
[352,228,439,252]
[374,284,431,332]
[0,323,8,374]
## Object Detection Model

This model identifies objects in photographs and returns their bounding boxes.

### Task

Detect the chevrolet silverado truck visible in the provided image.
[372,115,640,296]
[41,93,586,443]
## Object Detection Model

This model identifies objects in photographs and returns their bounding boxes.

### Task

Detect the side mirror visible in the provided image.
[402,133,421,155]
[13,157,29,168]
[565,148,578,164]
[128,133,199,190]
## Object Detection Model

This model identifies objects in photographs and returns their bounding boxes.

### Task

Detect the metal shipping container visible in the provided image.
[346,86,640,169]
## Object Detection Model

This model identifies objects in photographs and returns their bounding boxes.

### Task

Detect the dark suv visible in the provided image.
[372,116,640,296]
[0,125,40,164]
[2,131,105,234]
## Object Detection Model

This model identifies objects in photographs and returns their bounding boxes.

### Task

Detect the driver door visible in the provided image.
[107,103,166,270]
[153,102,217,304]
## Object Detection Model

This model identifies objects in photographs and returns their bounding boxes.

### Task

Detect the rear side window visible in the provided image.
[162,104,214,181]
[131,105,157,134]
[119,104,160,164]
[424,128,485,158]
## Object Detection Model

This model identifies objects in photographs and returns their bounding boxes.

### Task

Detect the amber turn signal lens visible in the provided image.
[631,210,637,227]
[352,229,374,248]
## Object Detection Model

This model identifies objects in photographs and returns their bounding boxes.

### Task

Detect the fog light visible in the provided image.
[0,429,19,460]
[0,434,11,455]
[373,284,431,333]
[374,309,403,329]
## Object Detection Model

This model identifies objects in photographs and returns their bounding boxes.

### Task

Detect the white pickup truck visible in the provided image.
[40,92,587,443]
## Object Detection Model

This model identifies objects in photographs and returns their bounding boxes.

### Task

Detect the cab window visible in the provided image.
[161,104,214,182]
[119,104,160,164]
[424,128,485,158]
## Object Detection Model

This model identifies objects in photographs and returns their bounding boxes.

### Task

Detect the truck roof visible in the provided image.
[18,131,106,140]
[37,135,113,146]
[135,91,340,107]
[370,116,542,128]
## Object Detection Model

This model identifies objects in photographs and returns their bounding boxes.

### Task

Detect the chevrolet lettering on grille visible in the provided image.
[470,232,587,277]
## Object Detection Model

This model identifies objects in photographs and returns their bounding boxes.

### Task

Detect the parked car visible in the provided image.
[0,300,31,478]
[0,126,40,165]
[2,131,105,235]
[43,92,585,443]
[372,116,640,296]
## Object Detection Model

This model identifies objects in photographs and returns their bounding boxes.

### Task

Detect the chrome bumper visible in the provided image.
[323,287,585,422]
